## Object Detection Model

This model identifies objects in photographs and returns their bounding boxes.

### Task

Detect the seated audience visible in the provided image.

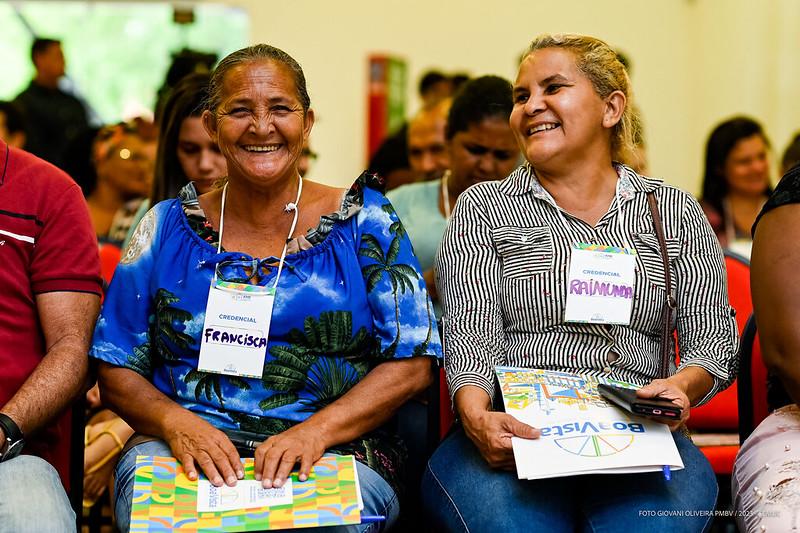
[388,75,520,305]
[0,101,26,149]
[422,33,738,531]
[87,123,155,246]
[700,116,772,257]
[733,163,800,533]
[91,44,440,532]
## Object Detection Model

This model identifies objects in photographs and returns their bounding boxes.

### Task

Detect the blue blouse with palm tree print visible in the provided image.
[90,173,442,490]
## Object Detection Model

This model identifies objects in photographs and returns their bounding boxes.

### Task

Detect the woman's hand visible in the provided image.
[455,385,539,470]
[163,411,243,487]
[636,378,691,431]
[254,422,327,488]
[461,408,539,470]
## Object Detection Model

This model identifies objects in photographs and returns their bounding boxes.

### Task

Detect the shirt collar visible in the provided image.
[499,161,662,206]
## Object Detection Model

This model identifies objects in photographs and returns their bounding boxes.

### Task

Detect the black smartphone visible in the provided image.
[597,384,682,419]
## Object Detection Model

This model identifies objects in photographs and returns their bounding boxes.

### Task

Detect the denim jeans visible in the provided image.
[0,455,75,532]
[115,439,399,533]
[422,427,718,532]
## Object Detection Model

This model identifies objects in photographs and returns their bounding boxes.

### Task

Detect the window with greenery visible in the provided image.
[0,2,248,123]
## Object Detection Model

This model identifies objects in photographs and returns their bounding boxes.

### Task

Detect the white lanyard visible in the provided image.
[216,176,303,288]
[197,176,303,378]
[441,170,452,220]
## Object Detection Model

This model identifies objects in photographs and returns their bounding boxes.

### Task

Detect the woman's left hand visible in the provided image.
[636,378,691,431]
[254,423,327,489]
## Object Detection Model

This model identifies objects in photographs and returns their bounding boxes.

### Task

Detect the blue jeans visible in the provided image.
[115,439,399,533]
[0,455,75,532]
[422,427,717,532]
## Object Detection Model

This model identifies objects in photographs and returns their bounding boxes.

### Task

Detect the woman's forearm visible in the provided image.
[299,356,433,449]
[97,362,190,438]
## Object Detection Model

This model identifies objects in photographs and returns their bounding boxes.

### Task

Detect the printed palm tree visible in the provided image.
[299,355,361,413]
[382,204,407,241]
[359,233,419,357]
[183,370,251,411]
[151,288,194,361]
[128,342,152,377]
[382,203,434,356]
[259,311,373,412]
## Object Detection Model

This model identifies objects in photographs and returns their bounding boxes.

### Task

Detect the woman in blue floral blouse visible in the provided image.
[91,44,441,532]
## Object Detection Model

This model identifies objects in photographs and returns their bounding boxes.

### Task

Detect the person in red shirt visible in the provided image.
[0,141,102,530]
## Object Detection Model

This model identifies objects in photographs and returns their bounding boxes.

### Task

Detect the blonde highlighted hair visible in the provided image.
[524,33,640,164]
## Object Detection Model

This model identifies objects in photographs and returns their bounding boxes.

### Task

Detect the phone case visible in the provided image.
[597,384,682,419]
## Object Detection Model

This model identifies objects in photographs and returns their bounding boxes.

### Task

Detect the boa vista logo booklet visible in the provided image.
[495,367,684,480]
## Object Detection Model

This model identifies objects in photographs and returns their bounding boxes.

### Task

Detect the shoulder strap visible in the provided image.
[646,191,676,379]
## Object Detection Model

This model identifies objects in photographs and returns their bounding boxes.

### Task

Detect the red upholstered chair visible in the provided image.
[98,242,122,288]
[685,251,752,474]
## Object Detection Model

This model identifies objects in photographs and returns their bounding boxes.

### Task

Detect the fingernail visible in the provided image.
[227,475,237,485]
[255,473,262,481]
[274,478,283,488]
[299,473,307,481]
[237,470,244,479]
[263,479,272,488]
[213,476,223,486]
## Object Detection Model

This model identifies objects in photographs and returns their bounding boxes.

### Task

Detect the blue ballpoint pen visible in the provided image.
[662,465,671,481]
[360,515,386,523]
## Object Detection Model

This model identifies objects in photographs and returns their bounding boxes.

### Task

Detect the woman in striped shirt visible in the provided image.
[422,33,738,532]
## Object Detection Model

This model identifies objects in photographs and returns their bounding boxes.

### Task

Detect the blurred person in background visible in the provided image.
[14,38,91,169]
[407,99,451,182]
[388,76,519,306]
[87,123,155,247]
[450,73,470,95]
[123,73,227,249]
[368,125,415,191]
[700,116,772,257]
[419,70,452,110]
[154,48,217,122]
[0,101,26,149]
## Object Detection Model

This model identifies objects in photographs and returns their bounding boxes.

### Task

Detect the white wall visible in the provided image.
[225,0,800,194]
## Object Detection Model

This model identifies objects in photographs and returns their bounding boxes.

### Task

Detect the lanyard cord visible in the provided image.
[441,170,452,220]
[216,176,304,289]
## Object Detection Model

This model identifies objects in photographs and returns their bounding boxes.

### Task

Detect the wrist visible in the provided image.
[0,413,24,461]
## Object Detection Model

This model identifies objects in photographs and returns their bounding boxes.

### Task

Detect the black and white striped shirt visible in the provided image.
[436,163,739,406]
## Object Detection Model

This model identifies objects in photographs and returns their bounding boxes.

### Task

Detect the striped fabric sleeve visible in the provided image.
[673,191,740,405]
[436,189,506,403]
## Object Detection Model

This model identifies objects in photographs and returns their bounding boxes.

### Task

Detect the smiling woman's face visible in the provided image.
[510,48,611,171]
[204,59,314,190]
[723,134,770,197]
